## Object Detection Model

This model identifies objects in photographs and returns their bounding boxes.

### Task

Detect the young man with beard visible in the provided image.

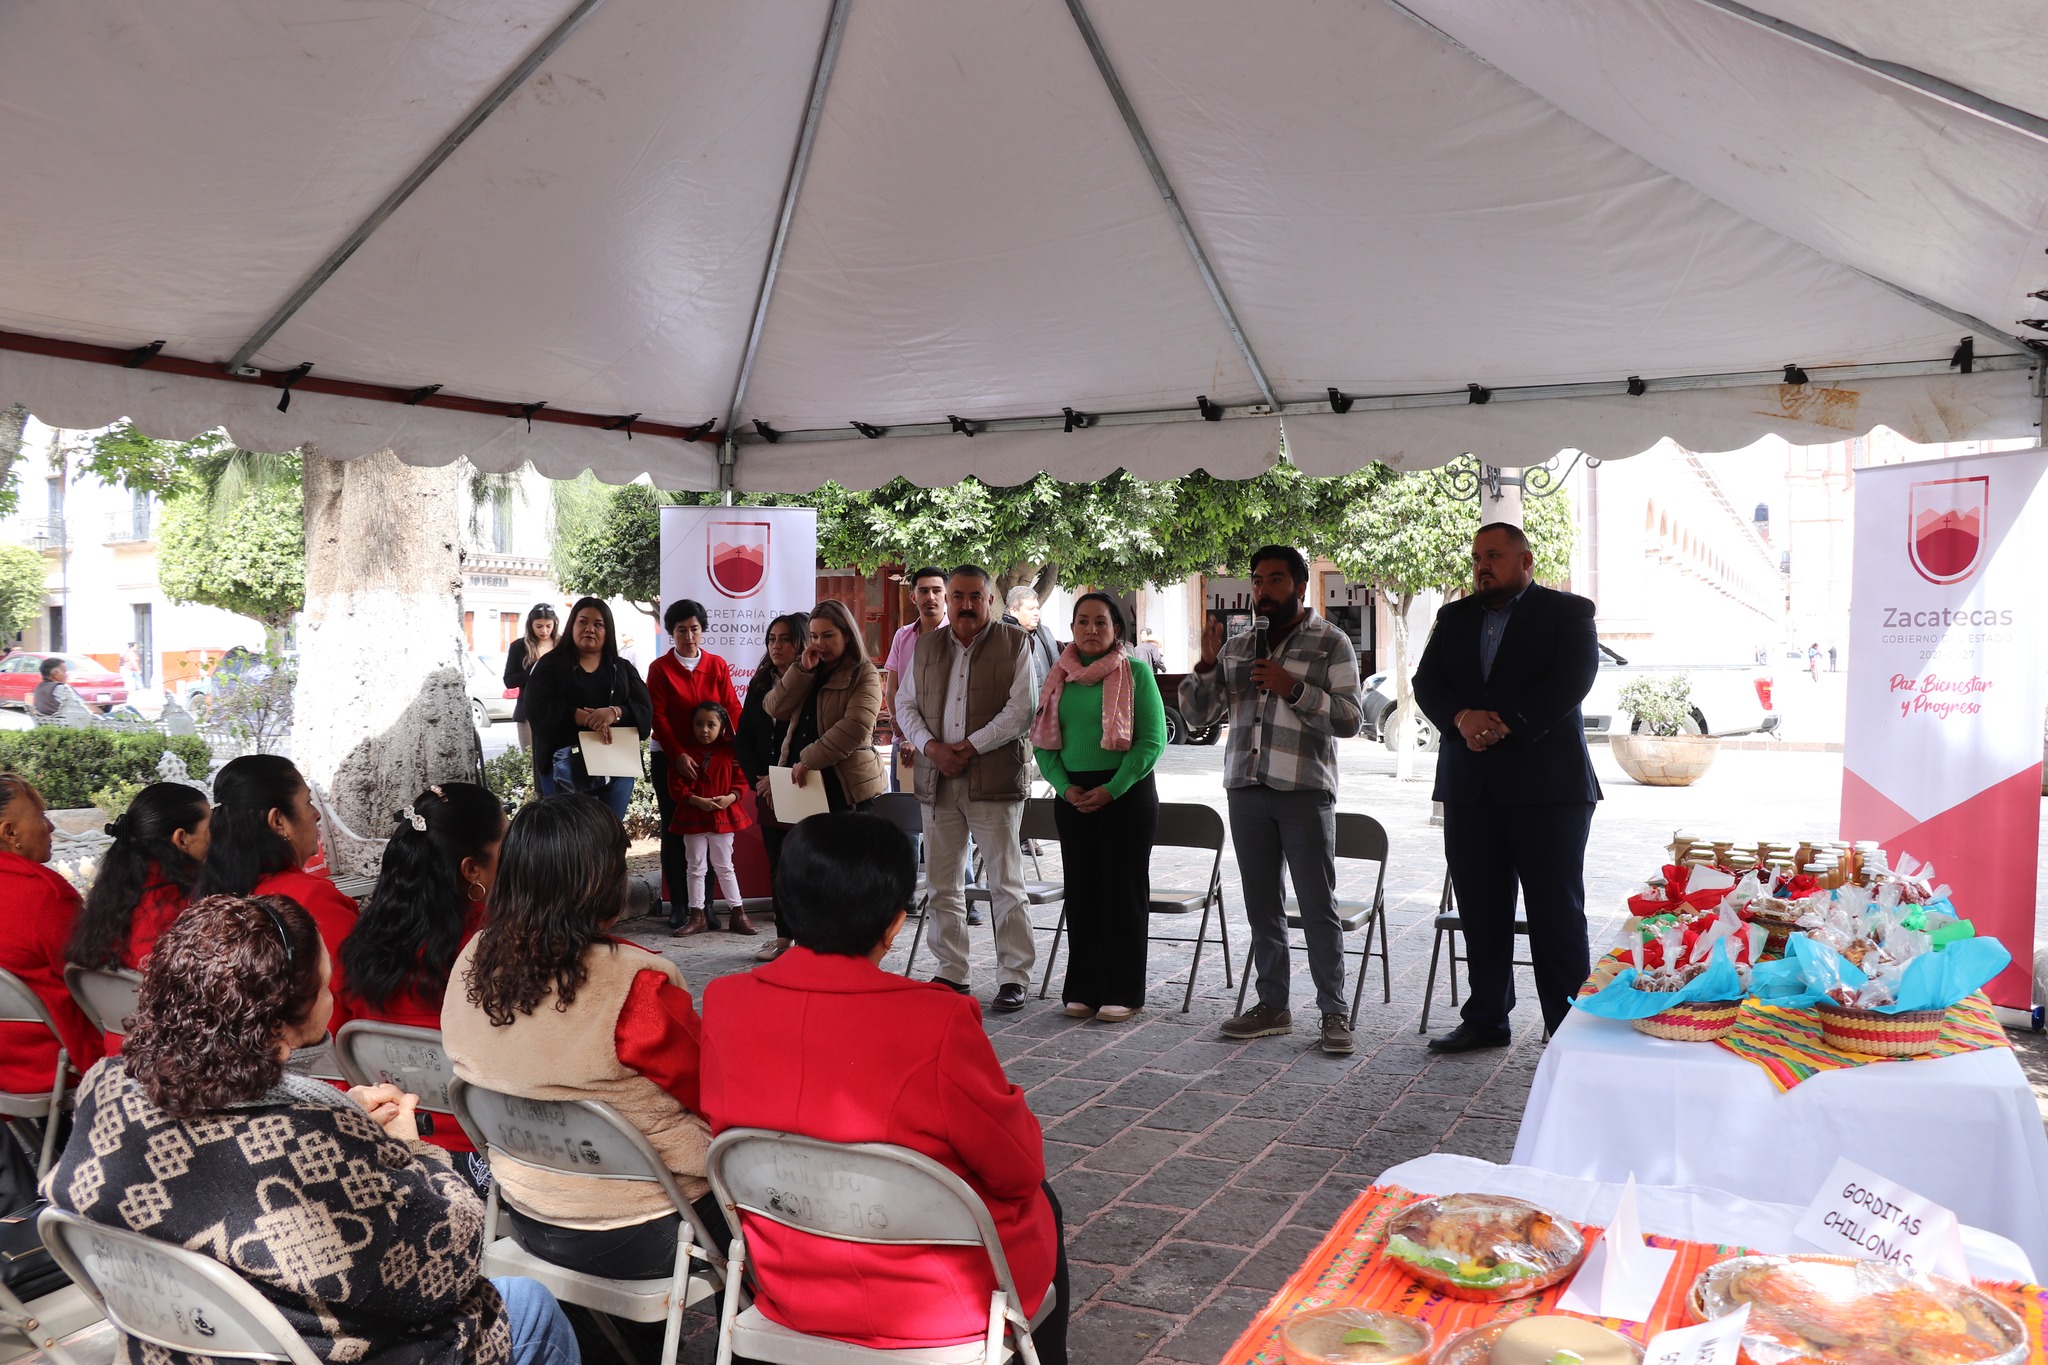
[1412,522,1600,1051]
[1181,546,1364,1054]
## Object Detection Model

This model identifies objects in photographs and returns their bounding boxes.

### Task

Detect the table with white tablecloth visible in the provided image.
[1511,1008,2048,1271]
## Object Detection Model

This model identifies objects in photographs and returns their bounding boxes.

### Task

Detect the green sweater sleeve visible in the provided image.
[1033,736,1071,795]
[1106,664,1166,798]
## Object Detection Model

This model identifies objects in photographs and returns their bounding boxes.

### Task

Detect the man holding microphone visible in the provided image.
[1180,546,1364,1054]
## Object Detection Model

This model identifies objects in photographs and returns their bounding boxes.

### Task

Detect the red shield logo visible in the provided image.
[1906,477,1988,585]
[707,520,770,599]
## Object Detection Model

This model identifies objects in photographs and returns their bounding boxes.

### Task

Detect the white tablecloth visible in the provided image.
[1379,1153,2036,1284]
[1511,1010,2048,1271]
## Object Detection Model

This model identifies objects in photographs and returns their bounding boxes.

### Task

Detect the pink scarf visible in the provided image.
[1030,642,1135,752]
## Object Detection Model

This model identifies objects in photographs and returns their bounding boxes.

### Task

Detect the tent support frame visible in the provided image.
[225,0,613,373]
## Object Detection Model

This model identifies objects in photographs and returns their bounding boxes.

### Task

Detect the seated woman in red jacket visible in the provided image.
[700,812,1069,1361]
[68,781,212,977]
[193,754,361,1029]
[0,773,103,1097]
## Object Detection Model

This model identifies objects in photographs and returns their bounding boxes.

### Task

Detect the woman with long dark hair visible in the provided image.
[504,601,560,760]
[738,612,805,962]
[442,794,726,1284]
[0,773,103,1097]
[520,596,652,819]
[46,893,579,1365]
[647,597,742,930]
[69,781,212,970]
[193,753,361,1026]
[764,599,884,814]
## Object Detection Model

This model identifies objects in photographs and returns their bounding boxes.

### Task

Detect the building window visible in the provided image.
[500,612,520,650]
[463,611,475,650]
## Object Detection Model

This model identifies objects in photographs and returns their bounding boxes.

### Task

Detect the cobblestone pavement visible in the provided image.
[622,739,2048,1364]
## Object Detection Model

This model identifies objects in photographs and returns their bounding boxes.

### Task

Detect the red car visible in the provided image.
[0,651,128,713]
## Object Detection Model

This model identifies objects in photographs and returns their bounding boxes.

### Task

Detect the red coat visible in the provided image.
[122,875,191,969]
[647,651,743,757]
[0,851,103,1094]
[667,742,753,835]
[700,949,1055,1349]
[252,867,362,1031]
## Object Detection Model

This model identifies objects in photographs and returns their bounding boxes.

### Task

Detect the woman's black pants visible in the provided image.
[1051,770,1158,1010]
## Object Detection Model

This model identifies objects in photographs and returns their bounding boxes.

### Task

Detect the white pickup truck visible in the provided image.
[1581,644,1779,738]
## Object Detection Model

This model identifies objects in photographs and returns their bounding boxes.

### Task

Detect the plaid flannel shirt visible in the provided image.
[1178,611,1363,793]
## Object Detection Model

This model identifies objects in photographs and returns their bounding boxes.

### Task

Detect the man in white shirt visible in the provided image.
[895,565,1038,1010]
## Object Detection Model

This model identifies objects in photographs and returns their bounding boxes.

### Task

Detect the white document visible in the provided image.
[1793,1156,1972,1282]
[1557,1174,1678,1323]
[1643,1302,1750,1365]
[578,730,644,779]
[769,765,830,824]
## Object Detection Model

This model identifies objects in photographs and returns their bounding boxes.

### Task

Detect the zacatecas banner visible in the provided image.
[1841,447,2048,1011]
[659,505,818,699]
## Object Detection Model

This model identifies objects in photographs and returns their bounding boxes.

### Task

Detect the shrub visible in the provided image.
[481,747,538,809]
[91,777,145,821]
[0,731,212,810]
[1617,675,1696,738]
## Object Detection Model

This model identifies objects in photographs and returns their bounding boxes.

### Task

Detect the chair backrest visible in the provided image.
[1018,797,1058,844]
[64,964,143,1039]
[37,1208,320,1364]
[706,1128,1025,1306]
[332,1021,456,1112]
[0,968,58,1033]
[870,792,923,840]
[1332,812,1388,865]
[1152,802,1225,853]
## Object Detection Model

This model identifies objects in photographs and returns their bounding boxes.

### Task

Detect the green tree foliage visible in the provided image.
[0,730,211,811]
[552,480,669,622]
[0,404,28,520]
[157,469,306,641]
[0,542,47,644]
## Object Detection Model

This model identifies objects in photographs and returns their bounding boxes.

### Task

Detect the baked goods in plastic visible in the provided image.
[1432,1318,1642,1365]
[1276,1308,1431,1365]
[1689,1256,2026,1365]
[1381,1194,1586,1301]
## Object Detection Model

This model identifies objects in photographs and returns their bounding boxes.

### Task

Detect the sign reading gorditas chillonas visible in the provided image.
[1842,448,2048,1012]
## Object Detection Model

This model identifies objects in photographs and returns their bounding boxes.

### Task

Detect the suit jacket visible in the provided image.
[1412,583,1602,806]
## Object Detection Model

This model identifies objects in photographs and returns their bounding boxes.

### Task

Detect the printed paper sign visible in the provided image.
[1793,1156,1971,1281]
[1557,1174,1677,1323]
[1643,1302,1749,1365]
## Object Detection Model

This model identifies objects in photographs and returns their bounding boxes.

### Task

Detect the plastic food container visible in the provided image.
[1277,1308,1432,1365]
[1689,1256,2026,1365]
[1381,1193,1586,1303]
[1431,1318,1643,1365]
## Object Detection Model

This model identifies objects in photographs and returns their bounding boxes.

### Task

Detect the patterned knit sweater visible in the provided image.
[44,1060,510,1365]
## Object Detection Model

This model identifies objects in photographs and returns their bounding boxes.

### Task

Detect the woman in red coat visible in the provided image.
[68,782,212,975]
[193,754,361,1030]
[0,773,103,1096]
[647,598,743,930]
[700,813,1068,1360]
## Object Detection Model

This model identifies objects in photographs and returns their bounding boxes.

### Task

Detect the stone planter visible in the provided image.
[1610,732,1720,787]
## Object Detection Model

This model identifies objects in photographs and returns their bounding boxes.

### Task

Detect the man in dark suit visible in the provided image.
[1412,522,1601,1051]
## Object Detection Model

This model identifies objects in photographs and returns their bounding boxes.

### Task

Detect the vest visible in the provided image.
[910,620,1029,803]
[442,935,710,1227]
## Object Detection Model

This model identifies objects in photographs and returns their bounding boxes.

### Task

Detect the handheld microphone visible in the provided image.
[1252,615,1270,660]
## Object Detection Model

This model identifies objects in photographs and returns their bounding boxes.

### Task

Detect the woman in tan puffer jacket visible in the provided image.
[765,599,886,813]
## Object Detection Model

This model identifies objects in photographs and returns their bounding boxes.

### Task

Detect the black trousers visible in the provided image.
[1443,800,1596,1036]
[1052,771,1157,1010]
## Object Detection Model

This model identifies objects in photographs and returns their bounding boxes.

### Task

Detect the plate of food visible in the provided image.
[1276,1307,1431,1365]
[1381,1193,1586,1301]
[1431,1316,1642,1365]
[1689,1256,2027,1365]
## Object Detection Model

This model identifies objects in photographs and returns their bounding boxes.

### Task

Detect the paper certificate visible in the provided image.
[770,765,830,824]
[578,730,644,779]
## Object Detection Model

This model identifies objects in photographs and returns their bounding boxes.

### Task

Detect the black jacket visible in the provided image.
[1412,583,1601,806]
[735,662,788,785]
[521,648,653,783]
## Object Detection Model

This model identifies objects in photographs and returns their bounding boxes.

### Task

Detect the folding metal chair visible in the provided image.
[0,970,71,1181]
[0,1205,91,1365]
[707,1128,1054,1365]
[1419,870,1534,1034]
[38,1207,320,1364]
[1231,811,1391,1029]
[61,966,141,1042]
[904,797,1066,979]
[333,1021,459,1136]
[449,1079,726,1365]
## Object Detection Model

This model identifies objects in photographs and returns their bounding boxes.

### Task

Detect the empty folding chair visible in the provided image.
[61,965,141,1044]
[449,1078,725,1365]
[1419,870,1535,1034]
[1231,811,1392,1029]
[38,1207,320,1365]
[0,969,72,1181]
[707,1128,1054,1365]
[964,798,1064,917]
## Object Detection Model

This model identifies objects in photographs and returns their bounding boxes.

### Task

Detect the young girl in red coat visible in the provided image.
[669,701,753,935]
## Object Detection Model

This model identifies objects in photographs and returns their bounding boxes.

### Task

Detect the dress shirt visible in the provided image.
[1178,610,1362,794]
[894,622,1035,756]
[1478,585,1528,682]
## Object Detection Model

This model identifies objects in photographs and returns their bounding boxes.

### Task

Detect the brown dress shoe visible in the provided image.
[728,908,760,936]
[672,911,710,937]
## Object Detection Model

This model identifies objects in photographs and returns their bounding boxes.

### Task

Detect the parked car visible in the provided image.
[466,651,516,730]
[179,647,277,713]
[1582,644,1777,737]
[1362,673,1440,752]
[0,651,127,712]
[1155,671,1223,746]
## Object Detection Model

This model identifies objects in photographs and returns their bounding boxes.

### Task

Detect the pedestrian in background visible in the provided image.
[647,598,742,929]
[884,566,949,790]
[503,603,558,762]
[1033,593,1165,1023]
[1004,586,1060,692]
[1131,628,1167,675]
[1181,545,1364,1055]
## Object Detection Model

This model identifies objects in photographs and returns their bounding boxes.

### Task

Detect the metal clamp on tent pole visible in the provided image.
[604,413,641,438]
[681,419,716,443]
[1783,363,1810,385]
[753,420,782,444]
[123,340,164,369]
[275,363,313,412]
[1950,338,1975,374]
[1196,395,1224,421]
[1326,388,1353,414]
[948,415,977,437]
[404,384,442,405]
[1061,407,1094,432]
[1626,376,1647,396]
[850,421,885,438]
[513,401,547,431]
[1466,383,1491,405]
[717,436,738,495]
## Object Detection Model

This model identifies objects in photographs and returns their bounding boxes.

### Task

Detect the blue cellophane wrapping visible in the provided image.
[1572,939,1747,1020]
[1770,933,2012,1014]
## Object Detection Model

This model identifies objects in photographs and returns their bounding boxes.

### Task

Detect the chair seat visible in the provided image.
[1281,895,1377,933]
[730,1284,1056,1365]
[1149,888,1207,914]
[1433,914,1531,934]
[966,881,1064,906]
[0,1090,71,1120]
[479,1237,716,1321]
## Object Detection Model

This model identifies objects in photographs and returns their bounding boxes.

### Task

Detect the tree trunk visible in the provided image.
[295,449,478,877]
[993,561,1058,604]
[0,404,27,515]
[1388,590,1418,783]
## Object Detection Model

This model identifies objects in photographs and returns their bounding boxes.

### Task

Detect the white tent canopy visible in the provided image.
[1,0,2042,491]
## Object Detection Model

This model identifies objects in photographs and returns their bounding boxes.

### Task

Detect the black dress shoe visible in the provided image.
[928,975,970,995]
[1427,1023,1512,1053]
[991,983,1027,1013]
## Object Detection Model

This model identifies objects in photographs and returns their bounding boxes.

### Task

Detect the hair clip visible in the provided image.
[400,804,427,832]
[429,784,445,800]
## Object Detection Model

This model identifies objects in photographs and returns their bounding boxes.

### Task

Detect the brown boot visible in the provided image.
[672,909,710,937]
[728,908,760,936]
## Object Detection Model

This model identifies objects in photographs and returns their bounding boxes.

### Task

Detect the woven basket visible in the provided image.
[1631,998,1743,1042]
[1814,1001,1946,1056]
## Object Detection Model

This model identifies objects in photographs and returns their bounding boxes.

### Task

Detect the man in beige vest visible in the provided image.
[895,564,1038,1010]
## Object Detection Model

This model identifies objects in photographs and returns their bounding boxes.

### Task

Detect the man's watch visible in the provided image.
[1286,681,1305,705]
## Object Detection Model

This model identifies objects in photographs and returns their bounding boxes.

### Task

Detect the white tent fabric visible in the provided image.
[0,0,2041,490]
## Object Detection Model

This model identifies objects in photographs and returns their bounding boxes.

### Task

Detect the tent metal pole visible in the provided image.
[1846,271,2037,357]
[225,0,611,372]
[1062,0,1279,411]
[1688,0,2048,149]
[717,0,855,493]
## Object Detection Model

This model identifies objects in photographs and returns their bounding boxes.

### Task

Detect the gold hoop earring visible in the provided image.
[465,881,487,902]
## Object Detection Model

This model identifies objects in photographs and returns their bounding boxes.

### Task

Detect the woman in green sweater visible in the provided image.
[1029,592,1166,1022]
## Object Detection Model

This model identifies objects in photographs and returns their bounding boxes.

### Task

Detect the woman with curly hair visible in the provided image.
[68,781,212,972]
[0,773,102,1097]
[44,893,580,1365]
[442,793,727,1283]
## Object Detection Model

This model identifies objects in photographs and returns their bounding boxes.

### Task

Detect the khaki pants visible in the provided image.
[924,777,1035,987]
